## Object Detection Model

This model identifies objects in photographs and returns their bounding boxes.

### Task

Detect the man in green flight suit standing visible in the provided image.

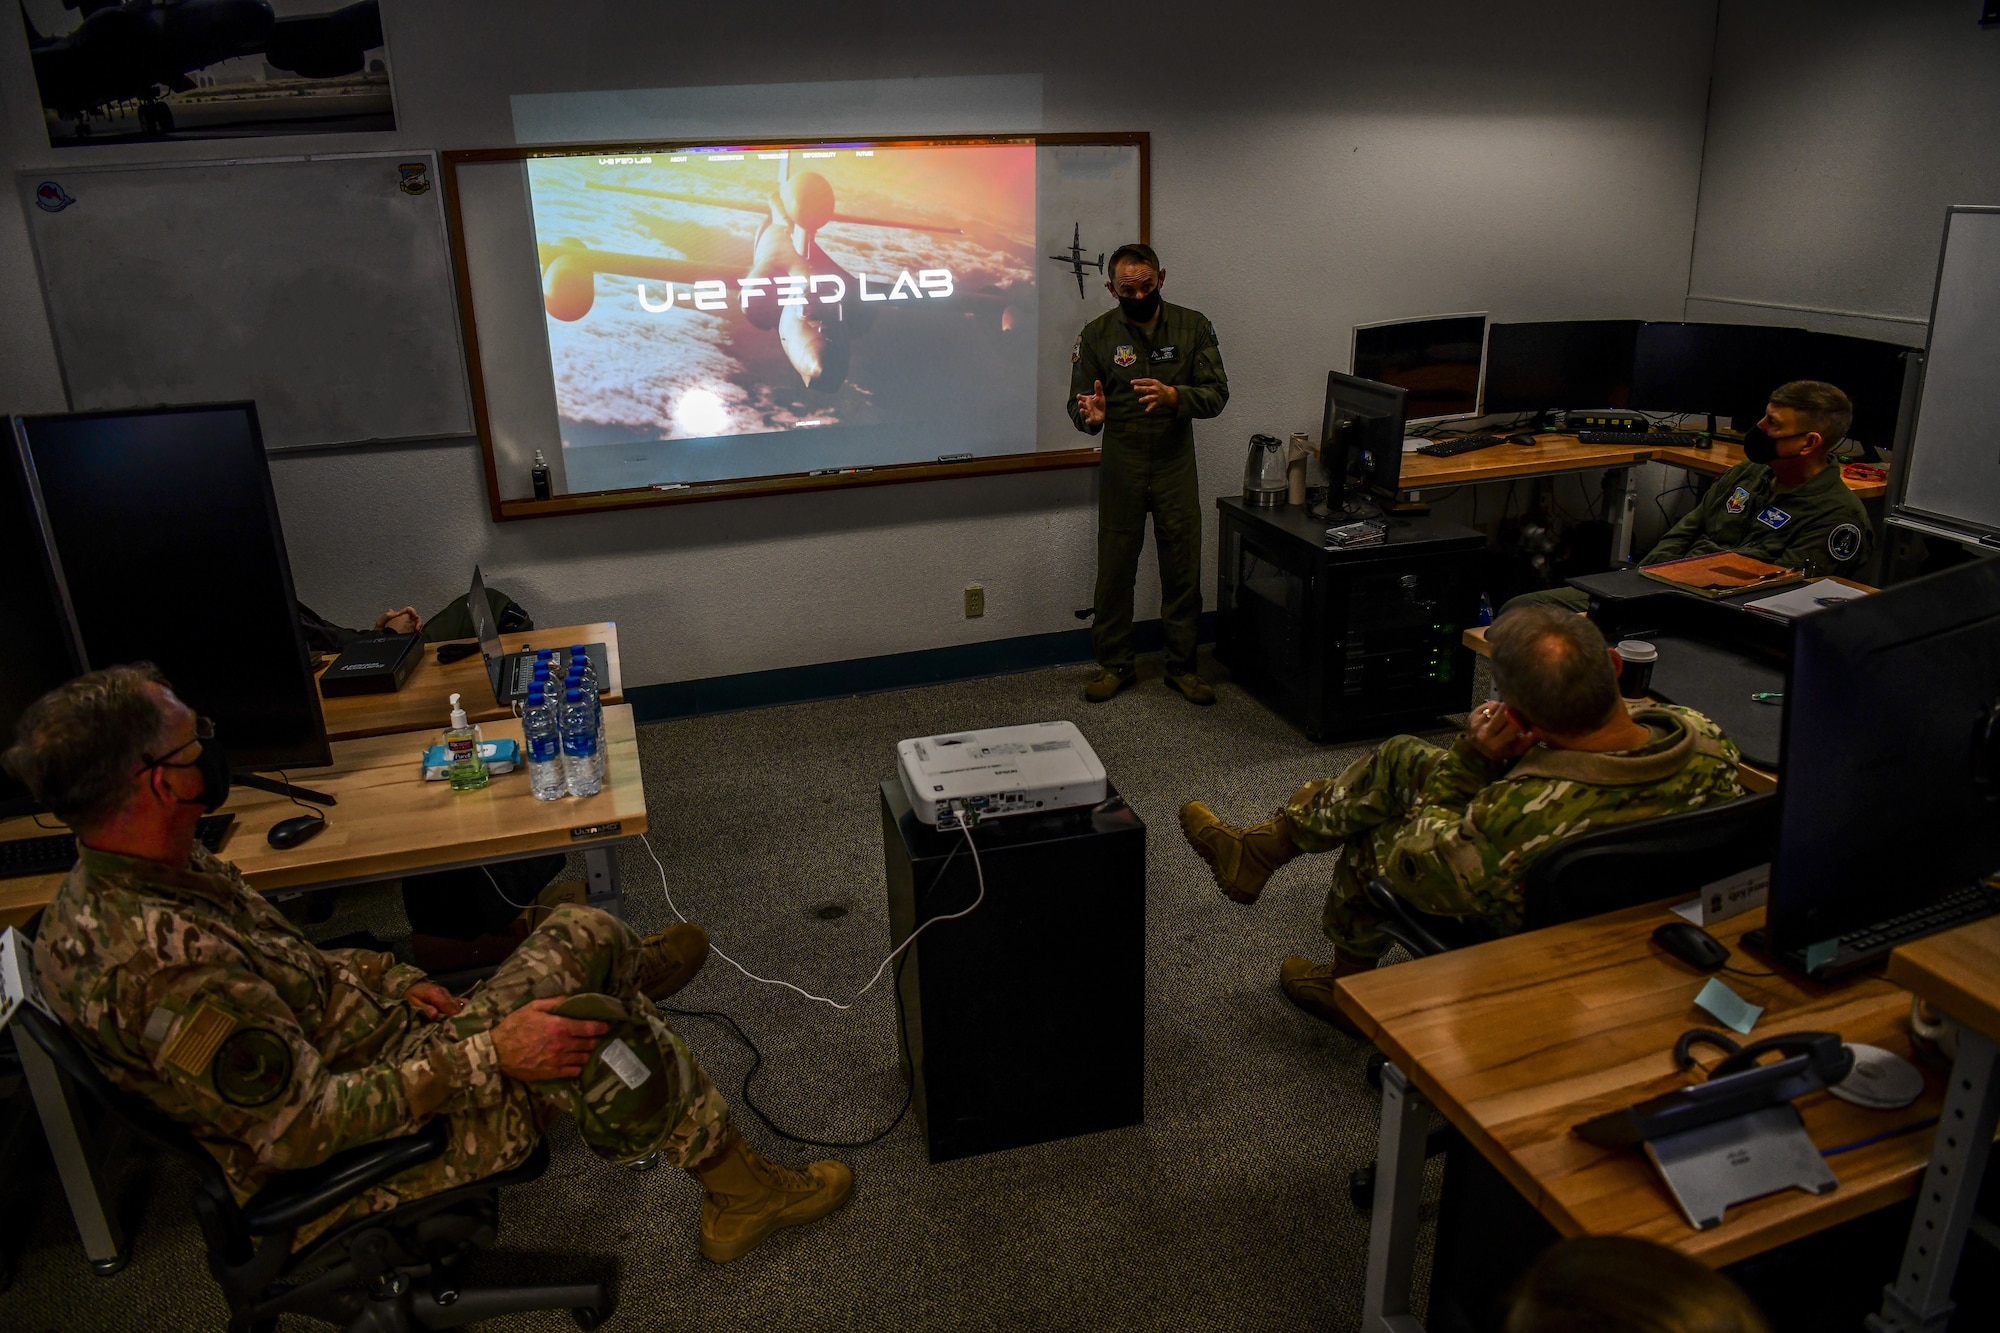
[1067,243,1230,704]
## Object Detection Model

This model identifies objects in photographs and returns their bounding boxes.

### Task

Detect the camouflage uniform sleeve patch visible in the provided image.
[212,1028,295,1107]
[162,1002,237,1077]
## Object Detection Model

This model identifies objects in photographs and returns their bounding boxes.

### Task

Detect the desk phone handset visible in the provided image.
[1574,1030,1853,1148]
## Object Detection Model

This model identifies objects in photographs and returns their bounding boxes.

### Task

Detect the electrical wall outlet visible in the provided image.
[964,583,985,618]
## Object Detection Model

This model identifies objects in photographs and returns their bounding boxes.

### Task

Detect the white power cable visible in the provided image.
[639,810,988,1012]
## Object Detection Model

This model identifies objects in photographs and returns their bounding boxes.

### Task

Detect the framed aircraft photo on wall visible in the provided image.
[18,0,397,146]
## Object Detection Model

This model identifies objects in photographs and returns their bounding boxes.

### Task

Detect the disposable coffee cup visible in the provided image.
[1616,640,1658,699]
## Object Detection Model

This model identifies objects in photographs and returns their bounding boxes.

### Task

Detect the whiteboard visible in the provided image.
[1896,206,2000,541]
[19,152,472,451]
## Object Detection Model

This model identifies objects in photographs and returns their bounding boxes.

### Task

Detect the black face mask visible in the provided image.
[1740,426,1778,464]
[1117,290,1162,322]
[186,738,231,813]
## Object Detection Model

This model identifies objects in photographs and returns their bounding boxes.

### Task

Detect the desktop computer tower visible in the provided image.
[1215,498,1485,741]
[880,780,1145,1163]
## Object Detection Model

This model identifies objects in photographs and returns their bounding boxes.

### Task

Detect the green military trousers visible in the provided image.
[1094,437,1203,676]
[1284,736,1488,962]
[299,904,728,1246]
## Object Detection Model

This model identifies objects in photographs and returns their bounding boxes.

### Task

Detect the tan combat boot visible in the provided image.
[1279,954,1375,1038]
[636,923,709,1001]
[1083,667,1137,703]
[1164,671,1216,706]
[690,1128,853,1262]
[1178,802,1299,904]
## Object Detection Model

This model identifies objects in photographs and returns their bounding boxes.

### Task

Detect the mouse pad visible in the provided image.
[1642,633,1783,772]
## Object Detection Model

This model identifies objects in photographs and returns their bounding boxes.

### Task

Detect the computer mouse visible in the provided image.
[267,814,328,850]
[1505,432,1539,446]
[1651,921,1730,971]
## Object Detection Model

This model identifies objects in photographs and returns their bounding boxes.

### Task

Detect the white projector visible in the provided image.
[896,720,1107,829]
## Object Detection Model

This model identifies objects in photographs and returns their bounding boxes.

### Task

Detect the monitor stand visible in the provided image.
[235,772,338,807]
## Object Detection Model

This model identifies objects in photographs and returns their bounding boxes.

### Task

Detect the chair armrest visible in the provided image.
[1364,878,1455,958]
[240,1119,448,1235]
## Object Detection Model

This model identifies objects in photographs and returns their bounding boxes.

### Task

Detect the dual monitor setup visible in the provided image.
[1317,313,1916,511]
[2,403,331,824]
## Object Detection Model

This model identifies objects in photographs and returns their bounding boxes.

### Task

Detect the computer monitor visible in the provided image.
[1632,323,1916,450]
[1482,320,1642,414]
[1,427,85,819]
[13,404,331,776]
[1764,556,2000,964]
[1321,370,1408,506]
[1350,313,1487,424]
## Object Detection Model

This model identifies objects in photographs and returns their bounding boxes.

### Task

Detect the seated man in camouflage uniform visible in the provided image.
[1507,380,1873,615]
[1179,606,1744,1035]
[4,664,850,1261]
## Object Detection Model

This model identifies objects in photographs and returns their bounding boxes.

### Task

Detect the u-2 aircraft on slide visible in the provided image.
[537,156,1029,392]
[24,0,385,135]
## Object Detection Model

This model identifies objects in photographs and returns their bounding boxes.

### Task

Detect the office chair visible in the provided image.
[13,1002,613,1332]
[1347,792,1779,1207]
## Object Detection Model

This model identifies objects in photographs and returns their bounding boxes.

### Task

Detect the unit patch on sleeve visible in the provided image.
[1113,345,1137,367]
[1754,505,1793,530]
[212,1028,294,1107]
[1070,338,1081,364]
[1827,523,1863,563]
[1725,486,1751,515]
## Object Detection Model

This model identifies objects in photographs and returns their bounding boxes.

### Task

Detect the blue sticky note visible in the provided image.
[1694,977,1764,1035]
[1804,938,1840,973]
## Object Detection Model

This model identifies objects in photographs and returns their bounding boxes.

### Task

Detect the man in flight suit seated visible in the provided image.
[1068,242,1231,705]
[5,665,851,1261]
[1178,606,1744,1034]
[1507,380,1874,614]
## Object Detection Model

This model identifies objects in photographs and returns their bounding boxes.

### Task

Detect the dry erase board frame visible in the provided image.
[1888,204,2000,548]
[440,132,1147,521]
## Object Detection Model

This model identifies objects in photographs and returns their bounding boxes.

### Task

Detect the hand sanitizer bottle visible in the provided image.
[444,692,489,791]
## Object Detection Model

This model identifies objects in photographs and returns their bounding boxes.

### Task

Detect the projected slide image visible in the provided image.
[526,141,1038,490]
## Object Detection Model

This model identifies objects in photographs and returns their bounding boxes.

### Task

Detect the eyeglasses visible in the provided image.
[138,716,214,775]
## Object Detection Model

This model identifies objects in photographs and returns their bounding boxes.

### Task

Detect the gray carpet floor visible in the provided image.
[2,652,1478,1331]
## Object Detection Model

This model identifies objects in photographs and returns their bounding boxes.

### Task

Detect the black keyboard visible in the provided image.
[0,814,236,879]
[1789,882,2000,978]
[1577,430,1707,446]
[1415,435,1504,457]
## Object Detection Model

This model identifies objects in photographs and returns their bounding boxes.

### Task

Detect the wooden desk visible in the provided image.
[317,622,624,741]
[1651,440,1890,500]
[0,703,648,928]
[1873,918,2000,1331]
[1342,901,1939,1330]
[1398,433,1656,490]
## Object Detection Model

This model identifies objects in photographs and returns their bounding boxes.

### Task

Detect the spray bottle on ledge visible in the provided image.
[444,693,489,792]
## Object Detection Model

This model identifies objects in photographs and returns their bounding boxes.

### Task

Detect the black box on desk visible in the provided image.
[880,779,1145,1163]
[318,633,422,696]
[1215,498,1485,741]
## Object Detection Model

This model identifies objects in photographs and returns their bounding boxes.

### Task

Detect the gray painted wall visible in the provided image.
[1688,0,2000,345]
[1,2,1720,687]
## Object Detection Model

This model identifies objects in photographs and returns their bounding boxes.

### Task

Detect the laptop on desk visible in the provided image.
[465,566,611,706]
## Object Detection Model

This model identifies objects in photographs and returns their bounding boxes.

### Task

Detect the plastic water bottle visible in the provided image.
[522,687,565,801]
[566,666,606,781]
[561,686,602,797]
[569,653,606,748]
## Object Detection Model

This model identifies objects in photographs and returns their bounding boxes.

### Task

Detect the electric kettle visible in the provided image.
[1242,433,1289,506]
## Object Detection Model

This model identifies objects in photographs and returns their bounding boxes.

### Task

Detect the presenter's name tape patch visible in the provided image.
[213,1028,294,1107]
[599,1037,652,1091]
